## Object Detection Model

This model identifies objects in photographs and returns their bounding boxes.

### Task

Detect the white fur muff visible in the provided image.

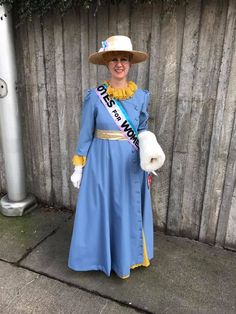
[138,130,165,172]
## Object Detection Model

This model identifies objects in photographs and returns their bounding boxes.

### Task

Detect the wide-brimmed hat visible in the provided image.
[88,35,148,65]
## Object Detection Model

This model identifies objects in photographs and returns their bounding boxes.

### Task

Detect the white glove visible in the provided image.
[71,165,83,189]
[138,130,165,172]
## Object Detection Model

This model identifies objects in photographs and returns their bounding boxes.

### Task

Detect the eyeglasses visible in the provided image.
[109,57,130,65]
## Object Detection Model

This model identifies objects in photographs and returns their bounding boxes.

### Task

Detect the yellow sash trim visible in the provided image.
[105,80,137,100]
[72,155,87,167]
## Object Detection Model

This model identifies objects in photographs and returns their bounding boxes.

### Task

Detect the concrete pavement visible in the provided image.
[0,205,236,313]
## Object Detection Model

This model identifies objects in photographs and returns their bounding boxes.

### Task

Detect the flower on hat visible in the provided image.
[101,40,109,50]
[99,40,109,52]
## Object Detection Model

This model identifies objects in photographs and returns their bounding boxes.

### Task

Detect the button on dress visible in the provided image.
[68,87,154,278]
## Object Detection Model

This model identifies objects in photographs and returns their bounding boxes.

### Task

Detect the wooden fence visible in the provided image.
[0,0,236,250]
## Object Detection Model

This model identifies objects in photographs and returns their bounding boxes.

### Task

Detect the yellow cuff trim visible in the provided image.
[72,155,87,167]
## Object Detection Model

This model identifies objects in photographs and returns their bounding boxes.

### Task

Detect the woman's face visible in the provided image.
[106,52,131,81]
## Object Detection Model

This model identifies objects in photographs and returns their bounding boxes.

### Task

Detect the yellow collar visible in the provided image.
[105,81,137,100]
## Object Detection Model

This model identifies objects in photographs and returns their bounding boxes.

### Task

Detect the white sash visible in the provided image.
[95,84,139,150]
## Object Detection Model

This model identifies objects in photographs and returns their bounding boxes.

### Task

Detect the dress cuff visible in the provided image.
[72,155,87,167]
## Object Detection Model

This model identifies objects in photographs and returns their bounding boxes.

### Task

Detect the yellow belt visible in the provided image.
[95,129,127,140]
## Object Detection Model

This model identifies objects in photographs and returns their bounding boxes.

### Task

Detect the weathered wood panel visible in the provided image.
[42,11,62,205]
[156,1,185,231]
[19,22,35,193]
[168,0,202,235]
[30,16,53,203]
[220,111,236,251]
[97,4,109,84]
[53,10,71,207]
[88,7,98,89]
[148,1,162,230]
[200,0,236,245]
[168,0,229,240]
[62,9,82,207]
[215,5,236,249]
[0,0,236,249]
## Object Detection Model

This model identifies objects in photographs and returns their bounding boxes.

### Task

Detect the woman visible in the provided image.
[68,35,165,279]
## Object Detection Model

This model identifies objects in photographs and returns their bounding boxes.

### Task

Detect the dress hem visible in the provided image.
[68,256,154,279]
[68,264,110,277]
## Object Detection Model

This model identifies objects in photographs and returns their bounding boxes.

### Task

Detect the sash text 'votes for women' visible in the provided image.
[96,84,139,150]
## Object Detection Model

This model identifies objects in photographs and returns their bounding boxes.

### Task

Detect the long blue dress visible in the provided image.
[68,87,154,278]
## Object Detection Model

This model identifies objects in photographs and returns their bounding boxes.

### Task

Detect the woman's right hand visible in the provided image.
[71,165,83,189]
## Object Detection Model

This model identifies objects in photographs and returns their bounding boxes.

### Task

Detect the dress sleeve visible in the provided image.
[74,89,97,158]
[138,90,150,133]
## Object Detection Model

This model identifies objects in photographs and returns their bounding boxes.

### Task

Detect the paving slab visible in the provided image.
[20,219,236,314]
[0,206,71,262]
[0,261,137,314]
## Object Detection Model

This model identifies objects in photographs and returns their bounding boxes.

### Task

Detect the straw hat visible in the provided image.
[88,35,148,65]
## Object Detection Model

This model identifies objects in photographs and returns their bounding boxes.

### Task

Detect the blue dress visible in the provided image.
[68,87,154,278]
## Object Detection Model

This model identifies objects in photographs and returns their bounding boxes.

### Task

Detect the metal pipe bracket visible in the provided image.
[0,78,8,98]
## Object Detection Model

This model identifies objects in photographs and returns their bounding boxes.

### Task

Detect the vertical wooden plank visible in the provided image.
[216,11,236,248]
[148,2,162,228]
[200,0,236,244]
[53,10,70,208]
[168,0,202,235]
[13,21,28,193]
[96,4,109,84]
[62,8,82,207]
[220,111,236,250]
[18,21,35,194]
[88,6,97,88]
[108,3,118,36]
[80,7,90,97]
[108,0,131,37]
[216,27,236,248]
[152,1,185,231]
[225,187,236,251]
[148,1,162,129]
[117,2,130,36]
[26,18,48,200]
[14,18,52,203]
[32,16,52,202]
[42,11,62,205]
[129,3,152,88]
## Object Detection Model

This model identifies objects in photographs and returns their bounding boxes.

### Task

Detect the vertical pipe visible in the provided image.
[0,5,37,216]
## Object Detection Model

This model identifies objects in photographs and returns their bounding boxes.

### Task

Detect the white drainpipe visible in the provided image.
[0,5,37,216]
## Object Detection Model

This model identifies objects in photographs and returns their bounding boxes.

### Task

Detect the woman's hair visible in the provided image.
[102,51,133,64]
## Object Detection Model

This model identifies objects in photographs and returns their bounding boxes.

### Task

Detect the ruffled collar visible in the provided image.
[105,81,137,100]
